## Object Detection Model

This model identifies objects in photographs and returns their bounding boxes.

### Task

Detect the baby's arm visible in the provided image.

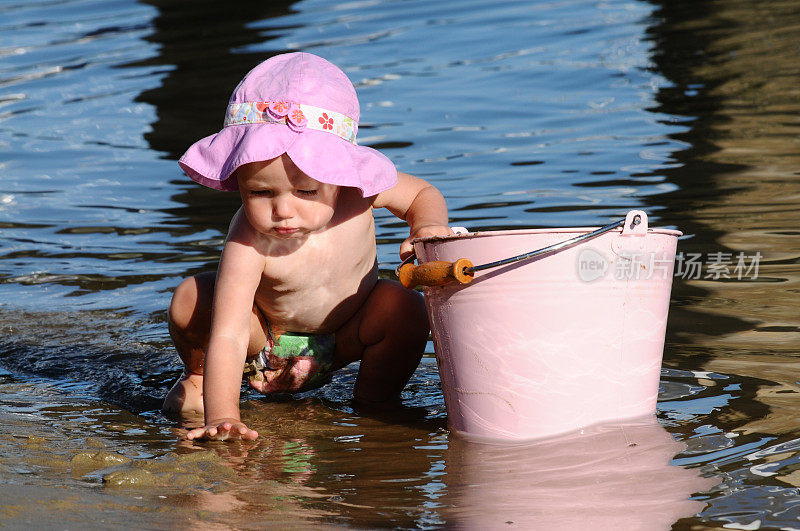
[373,172,453,258]
[186,209,262,441]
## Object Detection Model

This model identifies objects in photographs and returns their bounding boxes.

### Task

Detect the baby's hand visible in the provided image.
[185,418,259,441]
[400,225,455,259]
[248,355,323,394]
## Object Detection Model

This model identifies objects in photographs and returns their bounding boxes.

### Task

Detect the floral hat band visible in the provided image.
[224,101,358,144]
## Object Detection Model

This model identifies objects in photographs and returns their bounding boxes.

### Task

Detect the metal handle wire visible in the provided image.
[467,215,639,273]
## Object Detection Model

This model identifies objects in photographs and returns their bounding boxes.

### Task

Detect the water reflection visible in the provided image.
[134,0,298,159]
[644,0,800,352]
[169,406,715,529]
[441,418,715,530]
[171,396,450,528]
[640,4,800,524]
[130,0,299,241]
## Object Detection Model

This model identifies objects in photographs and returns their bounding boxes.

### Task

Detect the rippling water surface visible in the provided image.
[2,0,800,528]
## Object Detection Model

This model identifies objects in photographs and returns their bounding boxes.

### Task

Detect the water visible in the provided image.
[1,0,799,528]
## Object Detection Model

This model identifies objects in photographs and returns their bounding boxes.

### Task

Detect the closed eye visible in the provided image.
[297,189,318,197]
[249,190,273,197]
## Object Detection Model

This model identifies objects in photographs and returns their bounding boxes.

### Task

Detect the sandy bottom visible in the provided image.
[0,378,343,530]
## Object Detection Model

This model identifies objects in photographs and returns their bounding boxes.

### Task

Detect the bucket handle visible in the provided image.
[397,212,644,289]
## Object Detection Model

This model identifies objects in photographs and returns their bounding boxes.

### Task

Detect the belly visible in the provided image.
[254,238,378,333]
[255,264,377,333]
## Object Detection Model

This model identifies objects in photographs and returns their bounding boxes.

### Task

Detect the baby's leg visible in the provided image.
[163,271,267,417]
[335,279,429,403]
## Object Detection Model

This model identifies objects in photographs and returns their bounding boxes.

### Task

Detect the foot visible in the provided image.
[163,372,205,418]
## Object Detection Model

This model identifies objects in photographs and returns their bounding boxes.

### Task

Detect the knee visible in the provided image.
[369,281,429,342]
[398,286,429,337]
[168,276,208,334]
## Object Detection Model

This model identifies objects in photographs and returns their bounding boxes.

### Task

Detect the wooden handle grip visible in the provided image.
[398,258,474,288]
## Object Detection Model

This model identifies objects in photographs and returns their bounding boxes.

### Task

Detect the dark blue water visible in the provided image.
[2,0,800,528]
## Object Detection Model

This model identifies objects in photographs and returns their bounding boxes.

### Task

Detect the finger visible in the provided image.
[205,425,233,441]
[234,425,258,441]
[186,427,212,441]
[214,423,234,440]
[261,372,283,393]
[288,359,318,391]
[399,239,414,260]
[230,423,258,440]
[248,377,265,392]
[269,361,305,392]
[262,364,293,392]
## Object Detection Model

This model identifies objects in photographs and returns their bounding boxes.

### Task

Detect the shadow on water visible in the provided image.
[131,0,299,239]
[635,0,753,355]
[134,0,299,159]
[641,0,800,527]
[640,0,800,361]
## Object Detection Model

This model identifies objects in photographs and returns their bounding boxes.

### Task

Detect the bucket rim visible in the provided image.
[416,226,683,245]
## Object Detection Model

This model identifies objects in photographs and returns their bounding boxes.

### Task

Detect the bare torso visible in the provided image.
[245,187,378,334]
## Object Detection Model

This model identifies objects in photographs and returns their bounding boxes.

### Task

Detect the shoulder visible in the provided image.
[220,208,267,266]
[226,208,267,251]
[226,207,254,242]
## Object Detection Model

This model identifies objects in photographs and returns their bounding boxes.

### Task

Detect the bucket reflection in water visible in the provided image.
[441,417,715,530]
[414,211,682,440]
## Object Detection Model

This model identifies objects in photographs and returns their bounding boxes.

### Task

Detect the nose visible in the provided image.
[272,196,295,220]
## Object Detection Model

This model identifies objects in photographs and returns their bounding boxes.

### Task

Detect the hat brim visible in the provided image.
[178,123,397,197]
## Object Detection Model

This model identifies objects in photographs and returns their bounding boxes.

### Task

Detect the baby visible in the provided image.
[162,53,452,441]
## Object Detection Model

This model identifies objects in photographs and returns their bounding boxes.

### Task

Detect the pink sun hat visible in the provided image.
[178,52,397,197]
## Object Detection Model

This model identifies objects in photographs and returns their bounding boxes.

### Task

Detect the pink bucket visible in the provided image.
[411,210,681,441]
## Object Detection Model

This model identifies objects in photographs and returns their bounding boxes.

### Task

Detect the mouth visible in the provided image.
[274,227,299,236]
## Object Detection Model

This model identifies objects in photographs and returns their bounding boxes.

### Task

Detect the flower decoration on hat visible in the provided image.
[319,113,334,131]
[287,107,307,132]
[268,101,291,119]
[224,101,355,143]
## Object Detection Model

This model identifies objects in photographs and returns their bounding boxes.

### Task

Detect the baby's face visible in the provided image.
[237,154,339,239]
